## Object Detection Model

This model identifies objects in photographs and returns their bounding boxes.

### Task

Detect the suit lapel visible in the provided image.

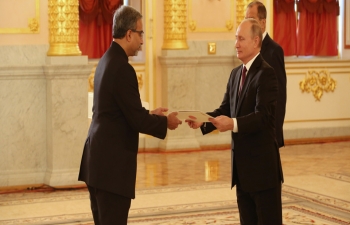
[233,67,242,114]
[236,55,263,113]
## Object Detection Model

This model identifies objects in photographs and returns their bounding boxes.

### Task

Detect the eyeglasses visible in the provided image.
[131,29,144,37]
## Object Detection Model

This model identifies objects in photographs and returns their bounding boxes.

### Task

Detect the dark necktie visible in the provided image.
[239,66,247,95]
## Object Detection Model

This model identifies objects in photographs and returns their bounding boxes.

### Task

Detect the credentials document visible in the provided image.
[177,110,213,122]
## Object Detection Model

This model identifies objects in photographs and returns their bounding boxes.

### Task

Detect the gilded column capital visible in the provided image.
[162,0,189,49]
[47,0,82,56]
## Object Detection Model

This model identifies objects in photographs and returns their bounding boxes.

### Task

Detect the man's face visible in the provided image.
[245,5,266,33]
[235,21,258,65]
[130,19,144,56]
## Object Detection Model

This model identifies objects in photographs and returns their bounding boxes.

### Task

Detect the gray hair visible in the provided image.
[112,5,142,39]
[245,18,262,48]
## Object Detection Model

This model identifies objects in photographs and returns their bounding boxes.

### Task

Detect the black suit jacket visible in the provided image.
[78,42,167,199]
[202,54,283,192]
[261,34,287,147]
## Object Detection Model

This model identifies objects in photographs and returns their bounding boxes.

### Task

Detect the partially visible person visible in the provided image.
[187,18,284,224]
[246,0,287,148]
[78,5,182,225]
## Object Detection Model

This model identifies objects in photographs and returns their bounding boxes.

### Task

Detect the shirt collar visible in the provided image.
[262,31,267,40]
[243,52,260,72]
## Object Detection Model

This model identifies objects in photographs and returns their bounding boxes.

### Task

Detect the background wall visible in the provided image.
[0,0,349,188]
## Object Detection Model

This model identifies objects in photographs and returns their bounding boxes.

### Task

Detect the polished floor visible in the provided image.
[0,141,350,224]
[136,140,350,189]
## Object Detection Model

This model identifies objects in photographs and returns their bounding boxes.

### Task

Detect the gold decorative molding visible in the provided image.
[236,0,250,27]
[47,0,82,56]
[188,0,234,32]
[0,0,40,34]
[299,70,336,101]
[162,0,188,49]
[208,42,216,54]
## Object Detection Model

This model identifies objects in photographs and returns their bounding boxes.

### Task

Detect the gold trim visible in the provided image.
[284,118,350,123]
[0,0,40,34]
[299,70,336,101]
[188,0,234,32]
[236,0,249,28]
[162,0,188,49]
[47,0,81,56]
[208,42,216,54]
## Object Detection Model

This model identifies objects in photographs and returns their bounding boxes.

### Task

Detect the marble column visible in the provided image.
[43,56,92,187]
[159,56,201,151]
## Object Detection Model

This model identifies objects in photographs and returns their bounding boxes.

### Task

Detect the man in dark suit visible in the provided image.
[246,1,287,148]
[78,5,182,225]
[187,18,283,224]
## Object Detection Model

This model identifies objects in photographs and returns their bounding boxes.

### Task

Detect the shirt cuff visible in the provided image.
[232,118,238,133]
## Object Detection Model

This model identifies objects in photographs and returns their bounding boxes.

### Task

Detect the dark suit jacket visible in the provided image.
[78,42,167,199]
[261,34,287,148]
[201,54,283,192]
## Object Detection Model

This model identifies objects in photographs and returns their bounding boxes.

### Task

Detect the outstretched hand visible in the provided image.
[208,116,233,132]
[185,120,203,129]
[167,112,182,130]
[151,107,168,116]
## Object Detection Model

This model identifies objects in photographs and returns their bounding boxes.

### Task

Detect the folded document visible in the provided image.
[177,110,213,122]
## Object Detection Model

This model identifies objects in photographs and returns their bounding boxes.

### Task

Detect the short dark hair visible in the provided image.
[112,5,142,39]
[245,18,262,48]
[247,1,267,20]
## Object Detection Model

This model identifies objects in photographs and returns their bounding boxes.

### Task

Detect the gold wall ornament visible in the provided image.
[162,0,189,49]
[226,20,233,31]
[189,20,196,31]
[0,0,40,34]
[28,18,39,32]
[47,0,82,56]
[208,42,216,54]
[299,70,337,101]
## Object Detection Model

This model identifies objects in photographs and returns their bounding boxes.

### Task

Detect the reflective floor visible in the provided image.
[136,141,350,189]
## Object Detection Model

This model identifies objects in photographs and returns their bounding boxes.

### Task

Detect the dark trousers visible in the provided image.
[87,185,131,225]
[236,183,282,225]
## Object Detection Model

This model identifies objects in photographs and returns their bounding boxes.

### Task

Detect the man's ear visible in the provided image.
[125,30,132,42]
[254,36,260,48]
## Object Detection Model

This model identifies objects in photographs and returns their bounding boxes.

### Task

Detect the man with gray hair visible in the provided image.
[78,5,181,224]
[187,18,283,224]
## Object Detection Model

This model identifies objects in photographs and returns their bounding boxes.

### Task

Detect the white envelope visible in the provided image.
[177,110,213,122]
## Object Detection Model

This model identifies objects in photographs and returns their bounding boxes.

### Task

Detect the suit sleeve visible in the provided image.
[113,63,167,139]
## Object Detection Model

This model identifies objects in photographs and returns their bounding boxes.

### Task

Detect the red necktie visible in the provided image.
[239,66,247,95]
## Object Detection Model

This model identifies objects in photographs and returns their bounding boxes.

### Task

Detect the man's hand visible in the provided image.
[185,120,203,129]
[151,107,168,116]
[167,112,182,130]
[208,116,233,132]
